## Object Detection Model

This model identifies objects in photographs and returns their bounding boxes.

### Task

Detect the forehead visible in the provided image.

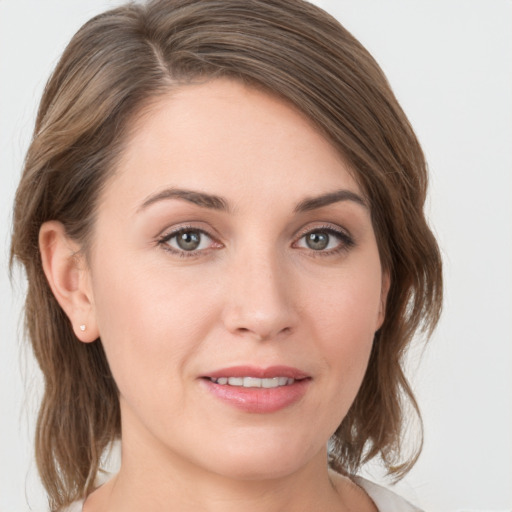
[102,78,361,213]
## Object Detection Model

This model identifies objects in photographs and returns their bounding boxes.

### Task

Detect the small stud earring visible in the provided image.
[79,325,86,332]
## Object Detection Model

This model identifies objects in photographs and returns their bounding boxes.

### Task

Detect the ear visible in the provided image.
[39,221,99,343]
[376,270,391,331]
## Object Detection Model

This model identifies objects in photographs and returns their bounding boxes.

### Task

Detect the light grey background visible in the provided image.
[1,1,511,511]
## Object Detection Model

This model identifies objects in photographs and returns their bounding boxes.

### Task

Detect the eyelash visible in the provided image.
[157,224,355,258]
[157,225,219,258]
[293,225,355,257]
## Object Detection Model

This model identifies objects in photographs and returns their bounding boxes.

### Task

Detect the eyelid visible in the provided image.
[157,223,223,257]
[293,223,355,253]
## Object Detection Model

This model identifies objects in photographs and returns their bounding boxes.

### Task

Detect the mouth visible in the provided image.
[200,366,311,413]
[206,376,297,388]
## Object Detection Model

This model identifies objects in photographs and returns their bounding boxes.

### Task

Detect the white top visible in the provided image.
[62,476,422,512]
[354,476,423,512]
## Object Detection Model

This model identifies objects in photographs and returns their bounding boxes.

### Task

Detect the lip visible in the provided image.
[205,365,310,380]
[200,365,311,414]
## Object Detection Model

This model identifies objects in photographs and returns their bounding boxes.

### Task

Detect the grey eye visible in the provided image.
[305,232,330,250]
[175,231,202,251]
[296,227,353,253]
[164,229,212,252]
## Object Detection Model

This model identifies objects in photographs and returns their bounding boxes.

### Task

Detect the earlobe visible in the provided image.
[376,271,391,331]
[39,221,99,343]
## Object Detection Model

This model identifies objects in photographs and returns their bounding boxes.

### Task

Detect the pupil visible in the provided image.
[307,232,329,250]
[177,231,201,251]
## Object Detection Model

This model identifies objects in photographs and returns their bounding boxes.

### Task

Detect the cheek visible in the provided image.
[308,262,383,346]
[88,248,220,401]
[304,264,382,407]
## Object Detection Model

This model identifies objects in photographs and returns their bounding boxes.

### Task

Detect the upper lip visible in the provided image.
[203,365,310,380]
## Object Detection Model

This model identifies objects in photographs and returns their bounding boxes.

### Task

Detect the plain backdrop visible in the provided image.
[1,1,511,511]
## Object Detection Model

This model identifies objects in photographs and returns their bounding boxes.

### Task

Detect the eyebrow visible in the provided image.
[294,189,368,213]
[137,187,367,214]
[138,188,230,213]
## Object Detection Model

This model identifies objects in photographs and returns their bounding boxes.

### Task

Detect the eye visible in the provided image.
[303,232,332,251]
[295,227,354,253]
[159,228,217,254]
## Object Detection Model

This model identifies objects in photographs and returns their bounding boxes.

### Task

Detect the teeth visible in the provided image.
[210,376,296,388]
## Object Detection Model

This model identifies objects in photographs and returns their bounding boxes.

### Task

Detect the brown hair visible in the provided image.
[10,0,442,509]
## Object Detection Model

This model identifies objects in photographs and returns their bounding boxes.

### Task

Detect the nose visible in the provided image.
[221,247,298,341]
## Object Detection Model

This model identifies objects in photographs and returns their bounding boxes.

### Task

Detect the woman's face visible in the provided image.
[85,79,388,480]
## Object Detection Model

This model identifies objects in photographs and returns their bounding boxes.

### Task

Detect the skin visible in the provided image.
[40,79,388,512]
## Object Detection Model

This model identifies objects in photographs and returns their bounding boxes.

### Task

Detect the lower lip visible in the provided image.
[201,378,310,413]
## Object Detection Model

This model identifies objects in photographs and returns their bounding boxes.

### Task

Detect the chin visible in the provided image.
[199,437,320,482]
[213,459,304,482]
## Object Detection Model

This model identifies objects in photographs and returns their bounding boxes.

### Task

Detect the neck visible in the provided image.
[83,404,356,512]
[85,438,345,512]
[111,450,341,512]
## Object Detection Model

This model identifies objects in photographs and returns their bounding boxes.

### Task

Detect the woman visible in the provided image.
[10,0,442,511]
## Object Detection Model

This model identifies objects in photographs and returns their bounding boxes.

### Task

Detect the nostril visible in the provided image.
[234,325,293,341]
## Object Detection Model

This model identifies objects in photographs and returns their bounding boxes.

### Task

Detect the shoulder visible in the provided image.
[352,476,424,512]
